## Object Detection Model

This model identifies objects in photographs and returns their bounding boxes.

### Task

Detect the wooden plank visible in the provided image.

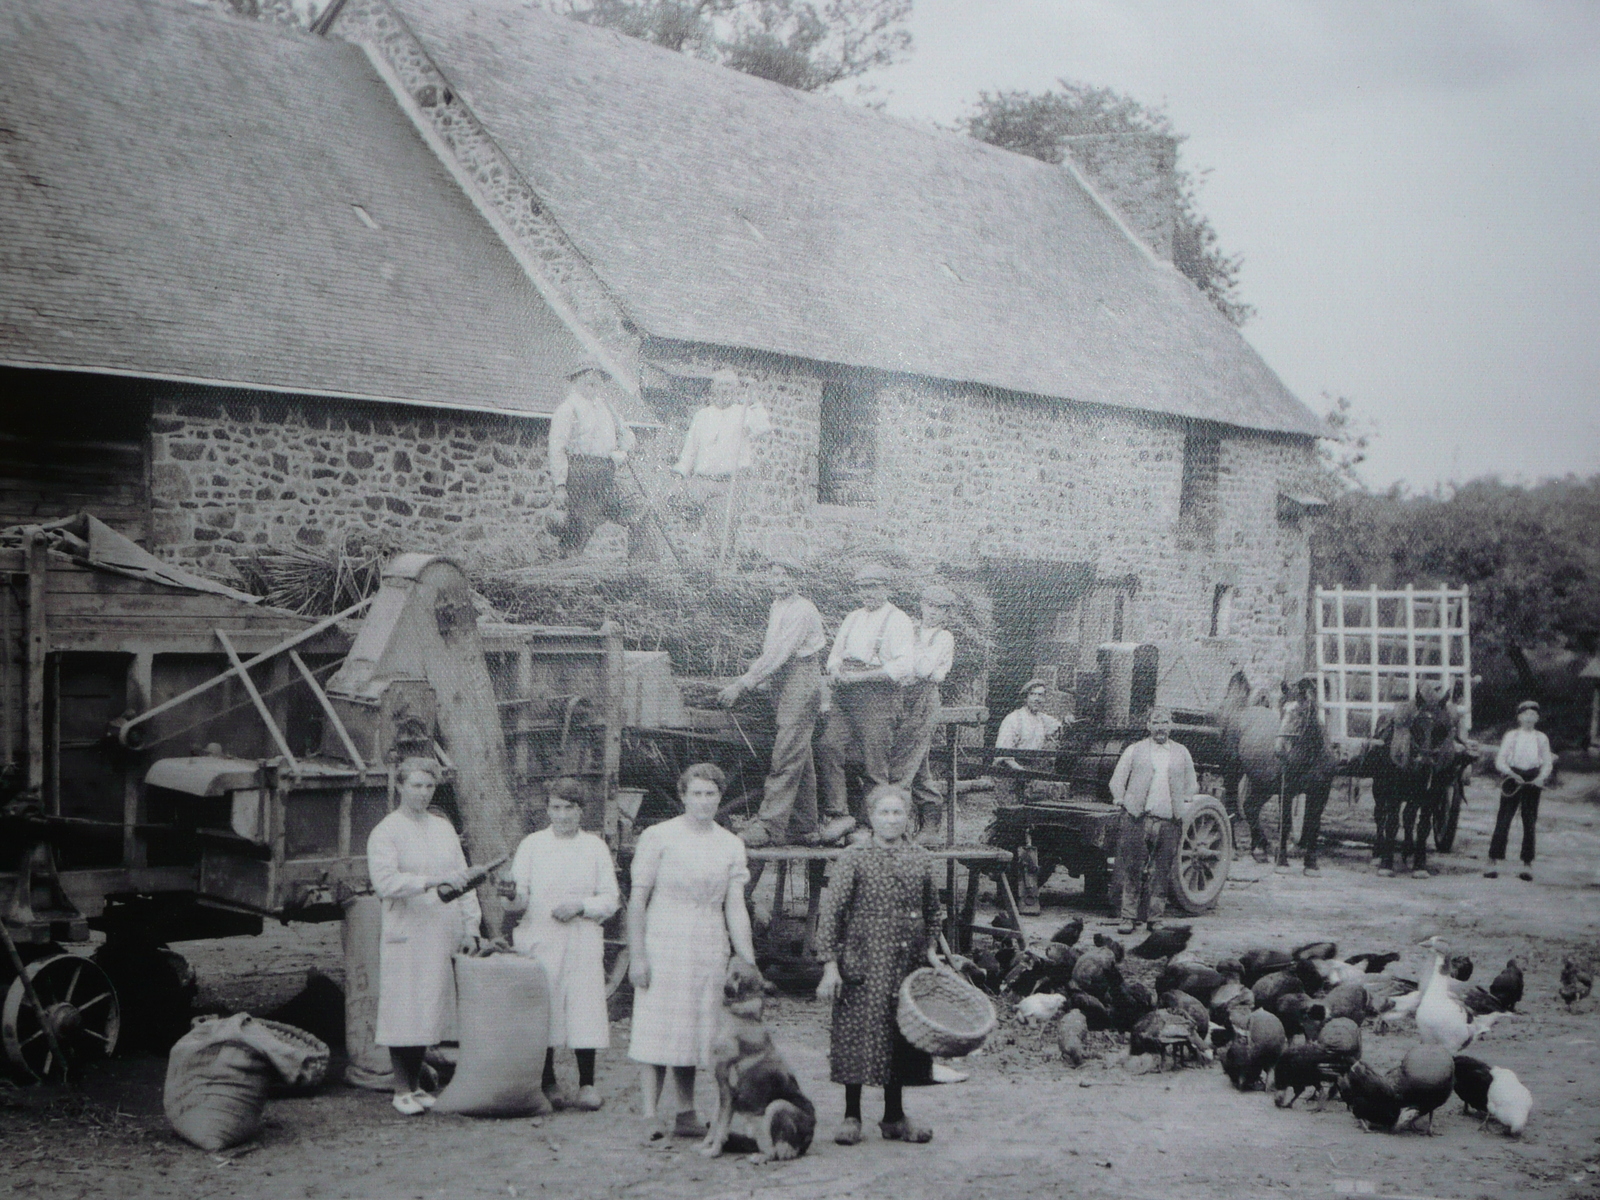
[215,629,298,770]
[25,533,47,794]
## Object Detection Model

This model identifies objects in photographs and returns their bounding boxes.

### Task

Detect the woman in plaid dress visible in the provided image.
[816,783,941,1146]
[627,763,755,1140]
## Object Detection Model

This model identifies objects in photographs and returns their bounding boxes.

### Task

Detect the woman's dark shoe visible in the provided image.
[879,1117,933,1143]
[1518,870,1533,882]
[673,1111,707,1138]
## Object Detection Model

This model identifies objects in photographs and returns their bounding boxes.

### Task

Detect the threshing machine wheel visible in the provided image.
[2,954,121,1081]
[1170,796,1233,914]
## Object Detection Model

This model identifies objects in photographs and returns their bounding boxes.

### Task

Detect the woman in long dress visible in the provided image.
[502,777,620,1111]
[366,758,482,1115]
[816,783,941,1145]
[627,762,756,1140]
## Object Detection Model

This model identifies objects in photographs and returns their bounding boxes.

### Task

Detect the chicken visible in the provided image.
[1453,984,1506,1018]
[1487,1065,1533,1135]
[1273,1043,1339,1109]
[1154,961,1225,1004]
[1071,946,1122,1005]
[1017,992,1067,1025]
[1560,957,1593,1009]
[1338,1060,1403,1131]
[1453,1054,1494,1120]
[1301,955,1370,992]
[1130,1008,1210,1069]
[1345,950,1402,974]
[1069,988,1112,1031]
[1448,954,1473,981]
[1316,1017,1363,1073]
[1050,917,1084,947]
[1110,977,1157,1033]
[1416,937,1495,1052]
[1239,947,1294,986]
[1322,981,1374,1025]
[1220,1009,1285,1091]
[1056,1008,1089,1067]
[1091,932,1126,961]
[1293,939,1339,962]
[1158,988,1210,1035]
[1488,959,1523,1012]
[1132,924,1193,961]
[1253,969,1305,1010]
[1270,993,1326,1042]
[1392,1044,1455,1134]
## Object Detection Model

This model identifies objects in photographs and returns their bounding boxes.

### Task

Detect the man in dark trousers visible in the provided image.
[718,553,825,847]
[547,365,635,556]
[1108,708,1199,934]
[815,563,914,840]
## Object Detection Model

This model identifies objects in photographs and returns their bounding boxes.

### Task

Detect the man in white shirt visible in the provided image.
[547,366,637,556]
[1108,708,1199,934]
[668,368,772,531]
[815,563,915,840]
[888,586,958,844]
[996,680,1065,758]
[718,553,826,847]
[1486,699,1555,880]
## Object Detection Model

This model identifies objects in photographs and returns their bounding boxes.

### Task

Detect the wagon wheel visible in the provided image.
[1433,768,1465,853]
[3,954,121,1081]
[1171,797,1233,914]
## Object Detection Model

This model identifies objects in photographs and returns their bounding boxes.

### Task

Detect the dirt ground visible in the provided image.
[6,772,1600,1200]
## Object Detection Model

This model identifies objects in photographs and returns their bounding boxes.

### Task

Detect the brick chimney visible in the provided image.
[1060,133,1178,262]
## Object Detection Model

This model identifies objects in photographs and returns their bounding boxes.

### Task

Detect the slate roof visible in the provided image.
[381,0,1322,437]
[0,0,614,421]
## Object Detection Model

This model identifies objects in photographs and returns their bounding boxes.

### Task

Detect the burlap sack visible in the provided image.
[434,954,552,1117]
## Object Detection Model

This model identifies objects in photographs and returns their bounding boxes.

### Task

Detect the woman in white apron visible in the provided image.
[367,758,482,1115]
[502,777,620,1111]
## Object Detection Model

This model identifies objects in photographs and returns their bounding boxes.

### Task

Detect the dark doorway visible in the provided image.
[980,559,1094,741]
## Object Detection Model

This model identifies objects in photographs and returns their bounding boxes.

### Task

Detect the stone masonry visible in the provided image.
[148,392,560,575]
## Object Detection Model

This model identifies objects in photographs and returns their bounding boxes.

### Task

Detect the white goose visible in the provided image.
[1416,937,1498,1051]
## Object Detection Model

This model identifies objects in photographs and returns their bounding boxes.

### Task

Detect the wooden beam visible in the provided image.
[214,628,298,772]
[24,531,47,796]
[290,650,364,771]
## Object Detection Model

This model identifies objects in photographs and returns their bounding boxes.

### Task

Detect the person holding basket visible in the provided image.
[815,783,942,1146]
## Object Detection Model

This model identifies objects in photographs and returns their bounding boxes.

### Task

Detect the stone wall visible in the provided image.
[147,391,560,577]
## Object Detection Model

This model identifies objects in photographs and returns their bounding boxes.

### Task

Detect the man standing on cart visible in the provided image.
[816,564,915,840]
[888,585,958,845]
[718,552,826,847]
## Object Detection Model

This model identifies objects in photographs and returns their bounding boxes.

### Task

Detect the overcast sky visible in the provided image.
[869,0,1600,491]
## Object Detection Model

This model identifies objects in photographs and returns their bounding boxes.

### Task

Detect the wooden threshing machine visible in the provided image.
[0,518,624,1081]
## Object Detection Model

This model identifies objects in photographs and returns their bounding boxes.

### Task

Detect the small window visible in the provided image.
[1178,430,1220,549]
[1209,584,1235,638]
[818,381,876,505]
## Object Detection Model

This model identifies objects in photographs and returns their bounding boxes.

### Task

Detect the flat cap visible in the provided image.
[767,552,805,574]
[1019,678,1049,697]
[1516,698,1540,713]
[921,585,959,607]
[852,563,893,584]
[565,364,607,382]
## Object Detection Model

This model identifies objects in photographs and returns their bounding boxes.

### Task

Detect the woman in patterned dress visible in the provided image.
[502,777,621,1112]
[816,783,942,1145]
[626,763,756,1140]
[366,758,482,1116]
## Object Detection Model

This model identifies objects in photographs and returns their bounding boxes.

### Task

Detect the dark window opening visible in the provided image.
[1178,430,1221,549]
[817,381,876,505]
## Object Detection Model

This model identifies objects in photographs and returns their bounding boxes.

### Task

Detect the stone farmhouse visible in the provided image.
[2,0,1328,714]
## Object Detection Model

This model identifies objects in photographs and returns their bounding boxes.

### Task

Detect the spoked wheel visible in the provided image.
[1171,797,1233,914]
[3,954,121,1081]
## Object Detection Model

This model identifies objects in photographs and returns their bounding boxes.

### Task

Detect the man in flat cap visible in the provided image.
[888,585,958,844]
[547,365,636,556]
[992,678,1067,805]
[814,563,915,840]
[718,552,825,847]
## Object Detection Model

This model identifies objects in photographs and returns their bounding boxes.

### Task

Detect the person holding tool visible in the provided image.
[718,552,825,848]
[1108,708,1198,935]
[887,585,958,845]
[548,364,637,557]
[815,564,915,840]
[366,758,487,1115]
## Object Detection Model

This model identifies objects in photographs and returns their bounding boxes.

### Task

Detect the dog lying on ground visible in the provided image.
[698,958,816,1164]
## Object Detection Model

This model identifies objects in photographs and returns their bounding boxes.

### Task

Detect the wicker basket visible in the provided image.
[897,967,996,1057]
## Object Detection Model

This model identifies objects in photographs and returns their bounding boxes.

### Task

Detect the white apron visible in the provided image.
[367,809,481,1047]
[510,829,620,1049]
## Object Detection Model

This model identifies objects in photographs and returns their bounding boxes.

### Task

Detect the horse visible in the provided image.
[1216,672,1336,871]
[1370,680,1459,877]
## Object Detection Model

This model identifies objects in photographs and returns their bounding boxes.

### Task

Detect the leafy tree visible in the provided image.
[961,82,1253,326]
[548,0,912,92]
[1317,393,1376,491]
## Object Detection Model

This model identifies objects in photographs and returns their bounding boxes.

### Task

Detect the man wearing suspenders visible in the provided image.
[814,563,915,840]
